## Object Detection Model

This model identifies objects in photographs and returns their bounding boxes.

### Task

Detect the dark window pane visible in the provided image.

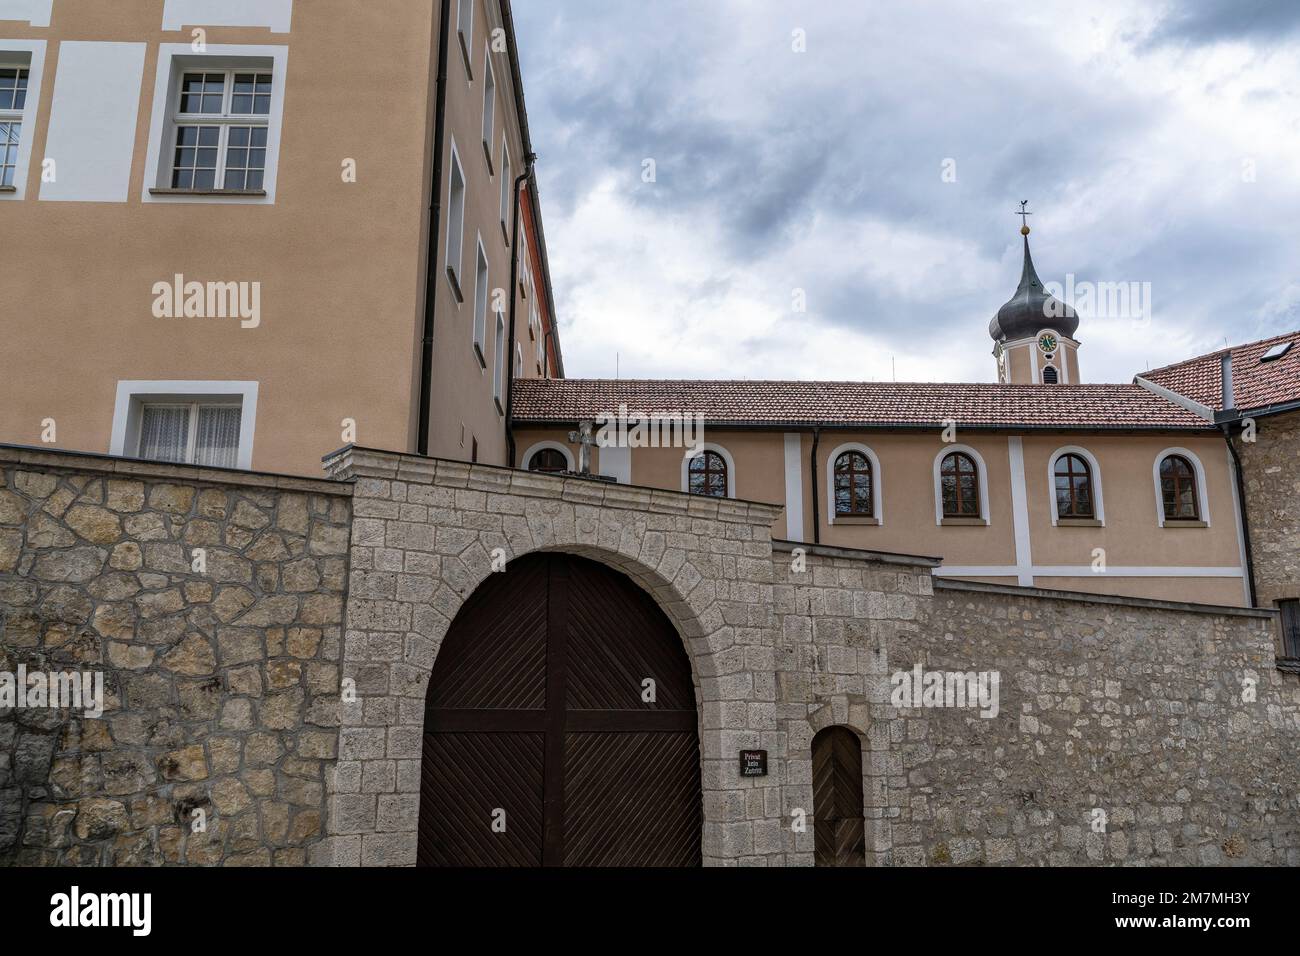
[196,147,217,168]
[228,126,249,147]
[251,127,268,147]
[0,91,13,110]
[13,89,24,110]
[175,147,195,168]
[253,94,271,114]
[248,148,265,169]
[234,74,256,93]
[246,169,264,190]
[256,76,272,93]
[232,94,253,113]
[172,169,193,189]
[193,168,215,190]
[227,148,248,169]
[224,169,245,190]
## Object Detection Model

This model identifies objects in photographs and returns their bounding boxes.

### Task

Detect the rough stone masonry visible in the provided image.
[2,444,1298,866]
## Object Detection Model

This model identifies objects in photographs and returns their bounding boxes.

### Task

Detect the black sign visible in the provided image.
[739,750,767,777]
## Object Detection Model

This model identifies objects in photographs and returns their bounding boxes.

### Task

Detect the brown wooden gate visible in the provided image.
[417,552,702,866]
[812,725,866,866]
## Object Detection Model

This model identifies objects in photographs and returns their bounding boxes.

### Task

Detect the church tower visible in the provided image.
[989,207,1080,384]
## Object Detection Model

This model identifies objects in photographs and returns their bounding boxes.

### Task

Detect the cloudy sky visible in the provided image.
[512,0,1300,384]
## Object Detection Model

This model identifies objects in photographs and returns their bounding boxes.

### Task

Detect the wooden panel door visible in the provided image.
[418,553,701,867]
[812,725,866,866]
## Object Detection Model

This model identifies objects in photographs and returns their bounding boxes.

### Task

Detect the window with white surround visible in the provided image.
[165,66,272,191]
[493,313,506,414]
[500,140,511,231]
[481,51,495,170]
[472,237,488,365]
[445,142,466,297]
[110,381,258,471]
[515,341,523,377]
[0,61,28,188]
[456,0,474,76]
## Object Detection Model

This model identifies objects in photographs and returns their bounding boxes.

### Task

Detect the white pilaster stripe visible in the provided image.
[1007,437,1034,586]
[783,432,804,542]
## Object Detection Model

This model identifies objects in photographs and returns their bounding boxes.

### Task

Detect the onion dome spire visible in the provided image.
[988,202,1079,343]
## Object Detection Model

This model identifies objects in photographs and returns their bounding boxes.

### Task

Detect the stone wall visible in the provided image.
[5,443,1299,867]
[774,541,1300,866]
[0,447,350,865]
[1235,409,1300,638]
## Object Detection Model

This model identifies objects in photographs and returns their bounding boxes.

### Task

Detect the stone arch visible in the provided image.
[325,458,780,867]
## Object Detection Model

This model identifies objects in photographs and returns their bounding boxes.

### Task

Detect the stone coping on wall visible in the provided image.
[322,444,786,525]
[0,443,352,497]
[935,575,1277,620]
[771,537,942,570]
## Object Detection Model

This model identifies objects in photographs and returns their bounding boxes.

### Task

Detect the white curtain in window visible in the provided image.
[195,406,241,468]
[139,406,189,463]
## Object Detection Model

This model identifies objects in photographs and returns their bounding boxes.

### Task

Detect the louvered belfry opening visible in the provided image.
[417,552,703,867]
[811,725,867,867]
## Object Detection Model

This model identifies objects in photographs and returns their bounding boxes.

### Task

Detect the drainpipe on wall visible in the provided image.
[504,155,537,468]
[809,427,821,544]
[416,0,453,458]
[1219,353,1258,607]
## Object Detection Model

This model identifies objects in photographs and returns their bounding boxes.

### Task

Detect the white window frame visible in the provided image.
[825,442,883,525]
[521,440,574,472]
[481,49,495,171]
[472,235,488,366]
[445,139,467,298]
[142,45,287,205]
[1153,447,1211,528]
[0,42,45,201]
[515,341,523,378]
[456,0,474,78]
[164,67,272,192]
[932,444,991,525]
[109,380,258,470]
[500,138,512,234]
[1047,445,1105,526]
[492,312,506,415]
[681,443,737,498]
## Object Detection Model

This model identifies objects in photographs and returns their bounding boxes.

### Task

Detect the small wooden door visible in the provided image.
[812,726,866,866]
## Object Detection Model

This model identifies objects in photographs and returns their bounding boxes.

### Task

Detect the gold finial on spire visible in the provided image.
[1017,200,1032,236]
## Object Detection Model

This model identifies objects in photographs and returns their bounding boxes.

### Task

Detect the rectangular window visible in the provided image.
[0,64,29,188]
[493,313,506,414]
[138,402,241,468]
[481,52,495,169]
[1280,600,1300,659]
[445,144,466,296]
[500,141,511,232]
[457,0,474,76]
[168,68,272,192]
[472,238,488,366]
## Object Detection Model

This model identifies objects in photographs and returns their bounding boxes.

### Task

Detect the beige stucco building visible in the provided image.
[0,0,560,477]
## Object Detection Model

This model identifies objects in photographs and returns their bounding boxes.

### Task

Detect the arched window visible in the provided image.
[1159,455,1199,520]
[940,452,980,518]
[1042,365,1059,384]
[834,451,873,516]
[688,450,728,498]
[527,448,569,474]
[1053,453,1095,518]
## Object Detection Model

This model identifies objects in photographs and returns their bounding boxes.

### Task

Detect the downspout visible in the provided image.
[504,155,537,467]
[416,0,453,457]
[1222,422,1259,608]
[809,427,821,544]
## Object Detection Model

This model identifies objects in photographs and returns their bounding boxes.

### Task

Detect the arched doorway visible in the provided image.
[811,725,866,866]
[417,552,702,866]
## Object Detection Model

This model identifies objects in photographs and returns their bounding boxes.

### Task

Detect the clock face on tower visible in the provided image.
[1037,332,1058,354]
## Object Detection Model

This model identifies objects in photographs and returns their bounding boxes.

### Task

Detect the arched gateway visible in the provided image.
[417,552,703,866]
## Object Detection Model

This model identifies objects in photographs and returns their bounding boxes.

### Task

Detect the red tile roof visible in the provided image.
[1141,330,1300,415]
[513,379,1211,431]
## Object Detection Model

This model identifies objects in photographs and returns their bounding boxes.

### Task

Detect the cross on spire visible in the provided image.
[1016,200,1032,229]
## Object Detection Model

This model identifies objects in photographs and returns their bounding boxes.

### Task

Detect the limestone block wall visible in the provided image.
[1235,409,1300,625]
[318,446,788,866]
[0,447,350,865]
[774,542,1300,866]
